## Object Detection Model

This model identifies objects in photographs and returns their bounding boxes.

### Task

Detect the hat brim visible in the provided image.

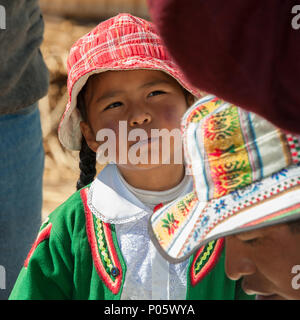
[149,164,300,264]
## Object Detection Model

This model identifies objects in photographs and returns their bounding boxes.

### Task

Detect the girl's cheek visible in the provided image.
[160,105,184,127]
[95,120,122,164]
[96,120,119,136]
[94,120,120,147]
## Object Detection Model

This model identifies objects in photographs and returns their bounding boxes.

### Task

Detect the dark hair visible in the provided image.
[287,218,300,234]
[76,84,97,190]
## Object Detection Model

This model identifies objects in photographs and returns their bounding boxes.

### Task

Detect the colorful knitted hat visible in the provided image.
[149,95,300,263]
[58,13,201,151]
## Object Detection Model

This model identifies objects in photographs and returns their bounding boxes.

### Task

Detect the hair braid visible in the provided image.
[76,136,96,190]
[76,84,97,190]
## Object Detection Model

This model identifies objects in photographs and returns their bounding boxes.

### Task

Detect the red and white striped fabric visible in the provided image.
[58,13,202,151]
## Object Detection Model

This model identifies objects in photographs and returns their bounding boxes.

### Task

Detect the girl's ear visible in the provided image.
[186,93,196,107]
[80,121,100,153]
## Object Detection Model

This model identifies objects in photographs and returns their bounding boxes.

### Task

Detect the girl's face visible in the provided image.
[80,69,194,171]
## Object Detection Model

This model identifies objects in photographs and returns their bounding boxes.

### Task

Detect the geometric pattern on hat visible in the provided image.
[149,95,300,263]
[58,13,202,150]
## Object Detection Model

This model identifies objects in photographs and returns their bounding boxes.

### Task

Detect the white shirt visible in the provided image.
[87,164,193,300]
[117,168,191,210]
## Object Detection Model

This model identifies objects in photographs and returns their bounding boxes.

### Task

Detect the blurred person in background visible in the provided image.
[147,0,300,134]
[0,0,49,299]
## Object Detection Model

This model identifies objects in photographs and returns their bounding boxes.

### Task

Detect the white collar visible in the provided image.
[87,163,193,224]
[87,164,151,224]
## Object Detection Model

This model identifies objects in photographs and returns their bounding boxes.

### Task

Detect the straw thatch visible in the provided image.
[39,0,149,20]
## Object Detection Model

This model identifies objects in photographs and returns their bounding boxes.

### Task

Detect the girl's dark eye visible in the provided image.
[243,238,260,246]
[148,90,165,97]
[104,102,122,111]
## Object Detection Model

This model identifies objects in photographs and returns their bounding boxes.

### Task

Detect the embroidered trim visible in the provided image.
[241,202,300,228]
[81,188,123,295]
[24,223,52,268]
[183,96,224,126]
[151,192,198,251]
[201,176,300,239]
[286,134,300,163]
[190,238,224,287]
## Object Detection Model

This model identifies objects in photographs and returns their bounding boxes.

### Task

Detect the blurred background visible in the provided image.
[39,0,149,219]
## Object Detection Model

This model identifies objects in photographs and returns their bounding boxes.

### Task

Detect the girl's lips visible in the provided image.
[131,137,160,148]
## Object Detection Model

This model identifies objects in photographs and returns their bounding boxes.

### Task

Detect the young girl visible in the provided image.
[9,13,252,300]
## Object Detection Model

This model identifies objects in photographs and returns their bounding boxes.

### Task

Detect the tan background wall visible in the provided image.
[39,0,149,20]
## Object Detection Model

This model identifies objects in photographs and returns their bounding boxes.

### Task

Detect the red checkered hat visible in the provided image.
[58,13,202,151]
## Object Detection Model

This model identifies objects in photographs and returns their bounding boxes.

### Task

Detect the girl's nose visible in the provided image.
[225,237,257,281]
[129,111,152,127]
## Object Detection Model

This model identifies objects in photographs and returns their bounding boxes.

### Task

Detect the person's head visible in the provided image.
[78,69,194,171]
[225,219,300,300]
[58,13,201,190]
[149,96,300,300]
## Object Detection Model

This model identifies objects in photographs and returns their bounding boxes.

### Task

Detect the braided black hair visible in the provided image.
[287,218,300,234]
[76,84,97,190]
